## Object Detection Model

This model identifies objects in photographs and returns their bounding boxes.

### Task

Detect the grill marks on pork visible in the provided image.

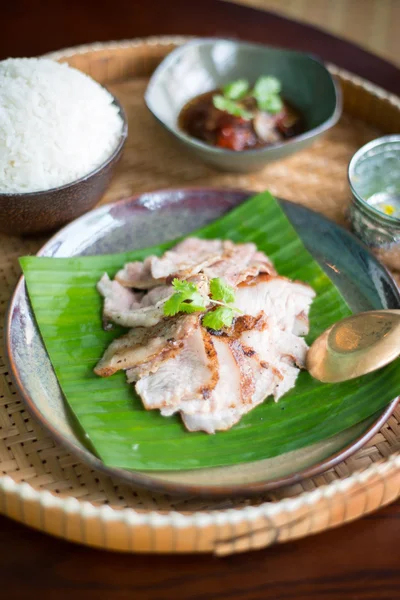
[201,241,276,286]
[235,273,315,335]
[155,310,309,434]
[110,238,276,292]
[114,239,224,289]
[227,338,256,405]
[151,238,224,280]
[134,327,219,411]
[95,238,315,433]
[94,314,199,378]
[178,311,307,434]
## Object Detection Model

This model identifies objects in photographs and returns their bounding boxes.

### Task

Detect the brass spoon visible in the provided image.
[306,310,400,383]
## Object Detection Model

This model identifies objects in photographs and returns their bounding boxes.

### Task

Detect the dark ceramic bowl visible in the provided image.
[145,38,342,172]
[0,96,128,236]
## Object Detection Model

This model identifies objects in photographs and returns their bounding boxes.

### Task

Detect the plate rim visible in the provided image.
[5,187,400,498]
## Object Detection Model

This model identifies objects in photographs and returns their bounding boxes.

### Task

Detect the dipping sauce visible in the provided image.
[178,77,305,152]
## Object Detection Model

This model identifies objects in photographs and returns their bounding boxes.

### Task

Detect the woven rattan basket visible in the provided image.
[1,37,400,555]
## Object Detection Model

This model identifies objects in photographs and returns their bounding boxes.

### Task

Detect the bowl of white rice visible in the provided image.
[0,58,127,235]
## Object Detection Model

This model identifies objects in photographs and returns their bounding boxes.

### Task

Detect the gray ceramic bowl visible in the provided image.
[145,38,342,172]
[0,96,128,236]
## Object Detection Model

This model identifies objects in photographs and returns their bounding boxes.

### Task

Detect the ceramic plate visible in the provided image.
[6,189,399,497]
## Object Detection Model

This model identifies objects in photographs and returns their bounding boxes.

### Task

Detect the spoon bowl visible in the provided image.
[307,310,400,383]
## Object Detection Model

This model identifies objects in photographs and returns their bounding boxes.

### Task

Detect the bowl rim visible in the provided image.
[5,187,400,499]
[348,134,400,225]
[0,92,128,199]
[144,37,343,157]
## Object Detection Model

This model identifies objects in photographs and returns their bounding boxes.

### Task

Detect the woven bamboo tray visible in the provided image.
[1,37,400,555]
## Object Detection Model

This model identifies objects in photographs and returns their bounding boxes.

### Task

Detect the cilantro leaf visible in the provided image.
[163,276,239,324]
[253,76,281,98]
[179,302,207,314]
[163,280,208,317]
[213,95,253,120]
[171,278,197,294]
[189,291,208,306]
[202,307,234,330]
[210,277,235,304]
[223,79,249,101]
[257,95,283,114]
[163,292,186,316]
[179,290,208,313]
[252,76,283,114]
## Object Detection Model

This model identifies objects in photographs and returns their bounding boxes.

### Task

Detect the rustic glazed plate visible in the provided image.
[145,39,342,172]
[6,189,399,497]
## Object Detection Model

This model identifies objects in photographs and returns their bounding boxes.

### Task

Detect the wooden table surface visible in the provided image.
[1,2,400,599]
[236,0,400,67]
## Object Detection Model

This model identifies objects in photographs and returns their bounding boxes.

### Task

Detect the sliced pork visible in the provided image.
[150,238,225,280]
[98,272,210,330]
[133,328,218,410]
[202,241,276,286]
[114,238,224,289]
[98,274,173,328]
[95,237,315,434]
[235,274,315,335]
[94,314,199,377]
[172,313,308,433]
[112,238,275,290]
[115,256,160,289]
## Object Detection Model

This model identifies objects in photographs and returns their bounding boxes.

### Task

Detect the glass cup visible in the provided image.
[348,135,400,250]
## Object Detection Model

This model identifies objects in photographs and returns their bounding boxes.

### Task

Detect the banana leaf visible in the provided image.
[20,191,400,471]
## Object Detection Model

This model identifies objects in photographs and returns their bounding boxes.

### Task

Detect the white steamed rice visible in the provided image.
[0,58,124,193]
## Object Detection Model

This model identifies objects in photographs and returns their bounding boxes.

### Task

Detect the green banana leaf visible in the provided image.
[20,191,400,471]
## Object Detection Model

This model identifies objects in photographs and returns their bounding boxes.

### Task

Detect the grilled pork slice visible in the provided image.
[133,328,218,410]
[180,344,278,434]
[94,314,199,378]
[114,239,224,289]
[160,336,242,419]
[113,238,275,289]
[180,341,277,433]
[202,242,276,286]
[150,238,225,280]
[115,256,160,289]
[98,274,173,328]
[235,274,315,335]
[180,314,308,433]
[97,274,144,329]
[157,317,264,421]
[239,317,308,400]
[98,273,210,329]
[154,238,276,285]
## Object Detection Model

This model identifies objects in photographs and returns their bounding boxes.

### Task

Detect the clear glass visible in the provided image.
[349,135,400,249]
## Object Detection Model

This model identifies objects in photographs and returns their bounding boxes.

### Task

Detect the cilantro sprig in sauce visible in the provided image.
[212,75,283,120]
